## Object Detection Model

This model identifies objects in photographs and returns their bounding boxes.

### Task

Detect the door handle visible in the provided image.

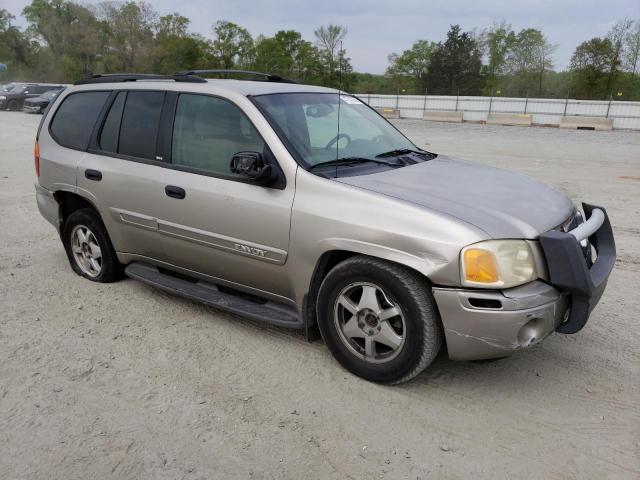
[165,185,186,199]
[85,169,102,181]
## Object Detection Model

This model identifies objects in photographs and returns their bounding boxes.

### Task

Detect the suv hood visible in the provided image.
[336,156,574,239]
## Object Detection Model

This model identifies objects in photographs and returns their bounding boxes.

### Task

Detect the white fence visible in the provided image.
[355,94,640,130]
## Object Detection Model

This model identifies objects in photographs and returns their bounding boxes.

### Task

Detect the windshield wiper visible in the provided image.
[376,148,435,159]
[308,157,397,170]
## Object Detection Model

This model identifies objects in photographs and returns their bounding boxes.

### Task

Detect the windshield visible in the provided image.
[252,93,416,167]
[10,85,27,94]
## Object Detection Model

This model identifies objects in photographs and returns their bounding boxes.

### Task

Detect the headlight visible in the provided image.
[461,240,542,288]
[0,96,6,100]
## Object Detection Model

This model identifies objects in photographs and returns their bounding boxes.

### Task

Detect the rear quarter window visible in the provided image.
[50,91,110,150]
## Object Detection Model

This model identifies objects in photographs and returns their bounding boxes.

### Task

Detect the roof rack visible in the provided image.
[174,69,297,84]
[74,73,207,85]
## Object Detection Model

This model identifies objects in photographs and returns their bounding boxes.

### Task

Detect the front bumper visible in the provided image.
[433,281,569,360]
[23,104,43,113]
[434,203,615,361]
[538,203,616,334]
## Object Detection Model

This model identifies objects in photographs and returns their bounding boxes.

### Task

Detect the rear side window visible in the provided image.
[118,91,165,160]
[50,91,110,150]
[99,91,126,153]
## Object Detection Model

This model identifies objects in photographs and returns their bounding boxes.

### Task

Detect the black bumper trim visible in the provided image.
[539,203,616,334]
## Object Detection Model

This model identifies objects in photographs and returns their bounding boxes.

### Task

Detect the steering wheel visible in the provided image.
[325,133,351,150]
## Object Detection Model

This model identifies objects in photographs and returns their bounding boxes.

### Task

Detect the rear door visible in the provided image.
[153,93,295,298]
[76,89,167,259]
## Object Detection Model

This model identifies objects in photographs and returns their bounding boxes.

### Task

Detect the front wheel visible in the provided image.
[317,256,443,384]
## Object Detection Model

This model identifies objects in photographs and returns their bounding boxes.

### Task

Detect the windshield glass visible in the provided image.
[11,85,27,94]
[253,93,416,167]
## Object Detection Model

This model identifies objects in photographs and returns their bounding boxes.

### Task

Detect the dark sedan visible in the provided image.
[23,89,64,114]
[0,84,64,110]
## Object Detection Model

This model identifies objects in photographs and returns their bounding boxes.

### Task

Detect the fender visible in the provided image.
[316,237,449,279]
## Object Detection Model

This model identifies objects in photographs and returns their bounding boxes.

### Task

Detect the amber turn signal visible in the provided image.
[463,248,499,283]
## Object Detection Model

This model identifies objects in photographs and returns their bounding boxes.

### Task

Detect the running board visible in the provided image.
[125,262,303,329]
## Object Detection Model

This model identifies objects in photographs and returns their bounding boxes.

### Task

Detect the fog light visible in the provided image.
[517,318,545,348]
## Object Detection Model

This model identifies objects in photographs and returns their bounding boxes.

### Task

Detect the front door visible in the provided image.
[154,93,295,299]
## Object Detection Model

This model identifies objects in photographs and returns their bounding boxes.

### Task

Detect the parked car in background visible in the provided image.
[1,83,20,93]
[0,84,64,110]
[23,88,65,114]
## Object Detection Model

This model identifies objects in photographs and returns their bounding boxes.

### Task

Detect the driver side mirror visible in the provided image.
[230,151,277,187]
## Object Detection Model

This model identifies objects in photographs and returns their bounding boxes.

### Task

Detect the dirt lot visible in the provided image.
[1,111,639,480]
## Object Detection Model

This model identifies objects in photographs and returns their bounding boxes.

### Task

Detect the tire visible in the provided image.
[317,255,443,384]
[7,99,20,111]
[62,208,123,283]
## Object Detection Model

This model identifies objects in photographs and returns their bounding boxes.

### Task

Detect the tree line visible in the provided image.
[0,0,352,88]
[1,1,639,100]
[380,20,640,100]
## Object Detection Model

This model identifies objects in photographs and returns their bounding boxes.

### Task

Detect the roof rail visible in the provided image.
[174,69,297,84]
[74,73,207,85]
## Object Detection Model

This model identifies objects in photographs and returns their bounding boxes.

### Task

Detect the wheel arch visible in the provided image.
[303,242,437,334]
[53,190,101,232]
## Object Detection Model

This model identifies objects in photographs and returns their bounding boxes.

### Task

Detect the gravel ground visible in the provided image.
[1,111,639,480]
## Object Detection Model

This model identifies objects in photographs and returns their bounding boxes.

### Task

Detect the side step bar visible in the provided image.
[125,262,303,329]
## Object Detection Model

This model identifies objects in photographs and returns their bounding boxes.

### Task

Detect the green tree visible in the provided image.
[570,37,615,98]
[314,24,348,86]
[22,0,105,79]
[211,20,254,69]
[480,21,516,93]
[386,40,438,93]
[96,1,157,72]
[153,14,208,73]
[604,19,633,93]
[0,9,32,72]
[505,28,556,95]
[253,30,322,83]
[625,20,640,75]
[427,25,483,95]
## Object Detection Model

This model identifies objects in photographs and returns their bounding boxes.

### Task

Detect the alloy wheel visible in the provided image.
[333,282,406,364]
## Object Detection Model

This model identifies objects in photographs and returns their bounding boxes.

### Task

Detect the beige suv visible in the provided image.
[34,71,615,383]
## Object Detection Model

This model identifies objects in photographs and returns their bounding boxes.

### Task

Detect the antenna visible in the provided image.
[335,40,344,178]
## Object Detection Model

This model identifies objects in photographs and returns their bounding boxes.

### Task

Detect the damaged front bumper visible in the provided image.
[433,281,570,361]
[433,203,615,361]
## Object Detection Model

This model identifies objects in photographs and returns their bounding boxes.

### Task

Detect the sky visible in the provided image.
[4,0,640,73]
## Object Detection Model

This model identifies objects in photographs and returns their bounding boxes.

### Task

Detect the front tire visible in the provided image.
[317,256,443,384]
[62,208,123,282]
[7,99,20,111]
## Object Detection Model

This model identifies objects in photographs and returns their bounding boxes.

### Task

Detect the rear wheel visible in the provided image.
[317,256,442,384]
[62,208,123,282]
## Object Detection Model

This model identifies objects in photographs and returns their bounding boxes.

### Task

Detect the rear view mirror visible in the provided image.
[305,104,334,118]
[230,151,277,187]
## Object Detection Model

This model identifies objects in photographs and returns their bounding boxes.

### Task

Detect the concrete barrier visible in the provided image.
[375,107,400,119]
[423,110,463,123]
[559,116,613,131]
[486,113,532,126]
